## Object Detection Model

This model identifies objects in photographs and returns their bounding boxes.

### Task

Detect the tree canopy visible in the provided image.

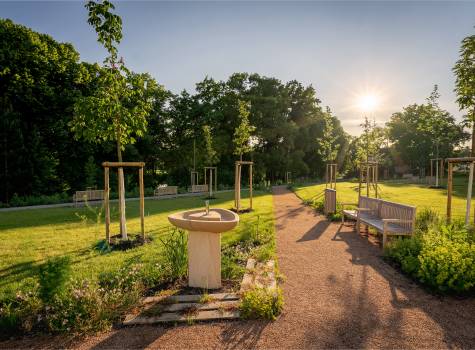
[0,18,469,204]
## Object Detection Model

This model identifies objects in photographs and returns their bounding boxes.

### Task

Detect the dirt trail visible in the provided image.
[3,187,474,349]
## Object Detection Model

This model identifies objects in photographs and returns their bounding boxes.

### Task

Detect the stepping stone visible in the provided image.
[143,292,239,304]
[124,309,240,325]
[123,259,276,326]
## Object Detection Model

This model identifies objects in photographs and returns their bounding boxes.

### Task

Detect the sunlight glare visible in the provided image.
[358,94,379,112]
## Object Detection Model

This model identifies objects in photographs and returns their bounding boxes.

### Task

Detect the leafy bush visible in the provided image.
[159,229,188,279]
[240,287,283,320]
[0,261,163,337]
[8,193,71,207]
[386,222,475,294]
[312,199,325,213]
[222,249,246,280]
[417,224,475,293]
[46,275,142,333]
[415,208,441,232]
[386,235,422,277]
[38,256,72,302]
[0,287,42,336]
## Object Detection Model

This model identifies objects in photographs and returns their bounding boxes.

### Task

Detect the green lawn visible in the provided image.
[0,190,274,300]
[294,177,474,221]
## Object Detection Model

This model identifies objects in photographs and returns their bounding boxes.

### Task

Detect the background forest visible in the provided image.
[0,19,469,205]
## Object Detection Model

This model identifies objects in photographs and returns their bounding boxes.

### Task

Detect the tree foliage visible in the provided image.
[2,17,469,204]
[387,87,467,171]
[316,107,340,163]
[71,0,158,161]
[453,28,475,154]
[233,100,256,161]
[202,125,218,165]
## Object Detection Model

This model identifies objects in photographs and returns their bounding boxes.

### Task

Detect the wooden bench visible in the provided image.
[154,185,178,198]
[73,189,104,207]
[341,196,416,248]
[190,184,208,193]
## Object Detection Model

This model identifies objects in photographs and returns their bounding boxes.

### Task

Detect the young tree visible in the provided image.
[453,30,475,156]
[70,0,157,239]
[316,107,339,163]
[202,125,218,165]
[357,116,384,163]
[233,100,256,161]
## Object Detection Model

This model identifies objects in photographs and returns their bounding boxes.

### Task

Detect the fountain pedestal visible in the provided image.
[188,230,221,288]
[168,208,239,289]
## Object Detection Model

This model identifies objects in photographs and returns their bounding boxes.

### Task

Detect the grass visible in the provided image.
[0,190,274,300]
[293,175,475,221]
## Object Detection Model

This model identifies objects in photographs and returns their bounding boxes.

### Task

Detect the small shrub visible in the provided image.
[222,243,247,280]
[312,199,325,212]
[240,287,283,320]
[159,229,188,279]
[416,208,440,233]
[418,226,475,293]
[386,235,422,277]
[0,287,42,336]
[386,221,475,294]
[38,256,72,302]
[46,278,141,333]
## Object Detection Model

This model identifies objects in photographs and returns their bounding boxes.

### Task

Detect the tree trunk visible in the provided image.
[472,121,475,157]
[117,139,127,240]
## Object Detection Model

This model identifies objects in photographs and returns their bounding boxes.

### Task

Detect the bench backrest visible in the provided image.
[358,196,380,214]
[74,190,104,201]
[191,184,208,193]
[359,196,416,231]
[378,199,416,231]
[155,186,178,196]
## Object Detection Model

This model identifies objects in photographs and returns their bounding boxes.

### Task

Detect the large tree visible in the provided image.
[453,29,475,155]
[70,0,158,239]
[0,19,101,203]
[387,87,467,173]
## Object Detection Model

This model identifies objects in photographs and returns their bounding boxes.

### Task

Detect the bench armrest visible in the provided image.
[355,208,373,211]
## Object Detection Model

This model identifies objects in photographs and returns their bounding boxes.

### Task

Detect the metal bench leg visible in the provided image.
[356,218,360,234]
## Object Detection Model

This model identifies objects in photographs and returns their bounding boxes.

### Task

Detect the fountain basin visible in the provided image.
[168,208,239,233]
[167,208,239,289]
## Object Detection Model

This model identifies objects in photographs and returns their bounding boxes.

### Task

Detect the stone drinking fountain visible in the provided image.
[168,201,239,289]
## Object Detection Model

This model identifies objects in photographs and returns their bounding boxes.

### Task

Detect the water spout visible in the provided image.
[205,200,210,215]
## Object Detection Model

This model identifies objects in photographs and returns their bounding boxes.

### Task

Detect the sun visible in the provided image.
[357,94,380,113]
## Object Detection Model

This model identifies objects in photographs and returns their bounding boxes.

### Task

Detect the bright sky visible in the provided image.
[1,1,475,135]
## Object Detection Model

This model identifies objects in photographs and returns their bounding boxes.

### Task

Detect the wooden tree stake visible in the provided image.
[447,162,453,222]
[104,167,110,243]
[118,167,127,239]
[139,167,145,239]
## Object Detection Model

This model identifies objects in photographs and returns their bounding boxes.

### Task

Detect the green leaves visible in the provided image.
[233,100,256,159]
[85,0,122,64]
[316,107,339,163]
[454,32,475,115]
[70,2,159,158]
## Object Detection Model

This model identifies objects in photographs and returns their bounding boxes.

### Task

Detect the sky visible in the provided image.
[1,1,475,135]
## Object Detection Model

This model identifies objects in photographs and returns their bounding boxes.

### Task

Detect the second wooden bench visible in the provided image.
[342,196,416,248]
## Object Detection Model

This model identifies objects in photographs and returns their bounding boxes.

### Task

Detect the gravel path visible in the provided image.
[2,187,474,349]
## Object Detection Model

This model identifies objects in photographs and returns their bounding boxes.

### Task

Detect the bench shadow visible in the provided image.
[325,222,475,348]
[220,320,270,349]
[86,319,270,350]
[296,220,331,242]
